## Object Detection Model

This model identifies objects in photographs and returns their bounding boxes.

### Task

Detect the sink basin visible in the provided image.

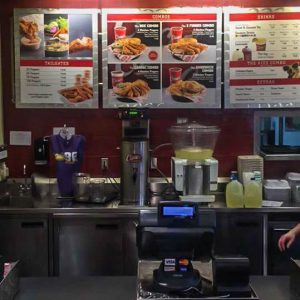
[9,195,34,208]
[0,193,34,208]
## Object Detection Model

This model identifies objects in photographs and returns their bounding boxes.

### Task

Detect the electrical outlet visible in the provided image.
[151,157,157,169]
[101,158,109,170]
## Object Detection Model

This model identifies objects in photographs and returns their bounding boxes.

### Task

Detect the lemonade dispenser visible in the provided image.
[169,122,220,199]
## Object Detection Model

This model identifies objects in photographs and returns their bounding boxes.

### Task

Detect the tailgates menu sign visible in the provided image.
[224,7,300,108]
[102,8,222,109]
[14,9,98,108]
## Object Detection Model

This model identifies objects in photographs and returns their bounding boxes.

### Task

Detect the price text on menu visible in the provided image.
[226,9,300,107]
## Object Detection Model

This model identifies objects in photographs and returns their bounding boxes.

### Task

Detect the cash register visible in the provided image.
[136,201,259,299]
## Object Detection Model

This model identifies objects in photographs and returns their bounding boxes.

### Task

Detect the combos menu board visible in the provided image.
[14,9,98,108]
[224,7,300,108]
[102,8,222,108]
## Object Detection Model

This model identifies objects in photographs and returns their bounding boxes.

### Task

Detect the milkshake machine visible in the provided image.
[120,108,149,205]
[169,122,220,202]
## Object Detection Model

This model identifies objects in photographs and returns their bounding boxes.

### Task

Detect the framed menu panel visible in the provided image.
[224,7,300,108]
[102,8,222,109]
[14,9,98,108]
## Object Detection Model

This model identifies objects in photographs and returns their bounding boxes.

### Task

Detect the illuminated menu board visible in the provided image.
[102,8,222,109]
[224,7,300,108]
[14,8,98,108]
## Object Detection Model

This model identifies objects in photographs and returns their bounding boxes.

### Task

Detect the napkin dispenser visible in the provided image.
[34,138,49,166]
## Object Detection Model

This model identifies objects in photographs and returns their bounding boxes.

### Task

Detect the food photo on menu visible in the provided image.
[107,22,160,63]
[44,14,69,57]
[68,14,93,57]
[19,14,44,58]
[162,21,217,63]
[58,70,93,106]
[162,63,216,107]
[107,64,161,106]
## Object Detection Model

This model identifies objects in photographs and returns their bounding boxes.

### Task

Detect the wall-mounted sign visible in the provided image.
[14,9,98,108]
[224,7,300,108]
[102,8,222,109]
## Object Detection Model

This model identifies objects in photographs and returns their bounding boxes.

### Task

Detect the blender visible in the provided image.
[169,122,220,202]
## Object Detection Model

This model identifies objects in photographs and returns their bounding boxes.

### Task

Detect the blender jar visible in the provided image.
[169,122,220,161]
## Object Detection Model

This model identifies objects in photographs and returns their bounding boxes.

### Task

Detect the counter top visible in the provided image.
[15,276,290,300]
[1,192,300,214]
[1,198,300,214]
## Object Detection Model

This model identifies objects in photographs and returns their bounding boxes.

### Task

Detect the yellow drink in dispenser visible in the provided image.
[175,147,213,161]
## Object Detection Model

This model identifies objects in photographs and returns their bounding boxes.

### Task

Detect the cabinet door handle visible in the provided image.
[273,228,292,232]
[95,224,119,230]
[21,221,44,228]
[235,221,259,227]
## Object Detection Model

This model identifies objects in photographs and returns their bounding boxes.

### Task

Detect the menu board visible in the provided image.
[224,7,300,108]
[14,9,98,108]
[102,8,222,109]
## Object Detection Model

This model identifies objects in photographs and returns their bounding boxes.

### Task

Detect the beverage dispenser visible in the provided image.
[120,109,149,205]
[169,122,220,202]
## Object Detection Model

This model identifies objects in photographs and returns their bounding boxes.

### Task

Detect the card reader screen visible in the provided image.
[162,206,195,218]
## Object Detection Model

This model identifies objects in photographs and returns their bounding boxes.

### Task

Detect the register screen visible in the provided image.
[162,206,195,218]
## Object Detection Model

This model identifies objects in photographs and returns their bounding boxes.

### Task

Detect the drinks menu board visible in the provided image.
[102,8,222,109]
[224,7,300,108]
[14,9,98,108]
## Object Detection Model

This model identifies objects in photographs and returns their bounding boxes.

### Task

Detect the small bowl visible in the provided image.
[21,36,41,50]
[59,33,69,42]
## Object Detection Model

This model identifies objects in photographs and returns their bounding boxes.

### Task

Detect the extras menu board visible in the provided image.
[14,9,98,108]
[224,7,300,108]
[102,8,222,109]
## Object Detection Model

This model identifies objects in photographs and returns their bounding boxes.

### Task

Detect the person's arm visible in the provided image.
[278,223,300,251]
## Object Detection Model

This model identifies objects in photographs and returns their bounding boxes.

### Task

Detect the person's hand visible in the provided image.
[278,231,296,251]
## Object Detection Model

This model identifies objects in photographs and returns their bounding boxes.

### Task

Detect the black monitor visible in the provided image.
[136,201,216,261]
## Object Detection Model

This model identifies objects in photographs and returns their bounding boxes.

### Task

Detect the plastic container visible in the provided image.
[244,178,262,208]
[263,180,290,202]
[169,122,220,161]
[226,171,244,208]
[286,172,300,202]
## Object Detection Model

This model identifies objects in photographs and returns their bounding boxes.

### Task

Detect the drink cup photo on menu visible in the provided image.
[252,37,267,51]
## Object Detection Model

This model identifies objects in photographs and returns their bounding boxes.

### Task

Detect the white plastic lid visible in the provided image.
[264,179,290,188]
[286,172,300,181]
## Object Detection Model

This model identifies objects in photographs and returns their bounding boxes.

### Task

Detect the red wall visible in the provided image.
[1,0,300,179]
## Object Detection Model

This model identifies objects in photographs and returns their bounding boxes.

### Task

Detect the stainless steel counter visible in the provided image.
[15,276,290,300]
[0,195,300,214]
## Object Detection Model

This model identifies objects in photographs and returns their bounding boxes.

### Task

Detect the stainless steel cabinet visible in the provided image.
[123,218,138,275]
[215,212,264,275]
[53,214,138,276]
[0,214,49,276]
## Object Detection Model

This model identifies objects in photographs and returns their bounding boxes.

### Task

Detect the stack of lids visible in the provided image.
[237,155,264,184]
